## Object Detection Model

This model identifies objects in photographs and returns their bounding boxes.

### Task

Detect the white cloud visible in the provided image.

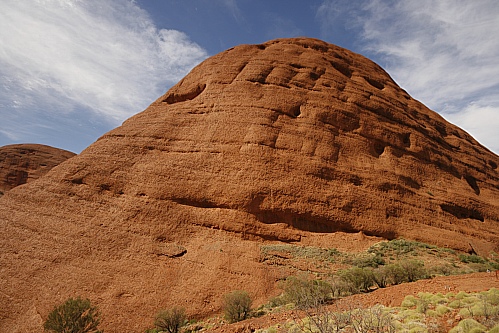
[317,0,499,153]
[357,0,499,153]
[0,0,207,150]
[219,0,246,27]
[445,102,499,154]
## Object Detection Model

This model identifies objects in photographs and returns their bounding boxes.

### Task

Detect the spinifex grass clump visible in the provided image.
[258,289,499,333]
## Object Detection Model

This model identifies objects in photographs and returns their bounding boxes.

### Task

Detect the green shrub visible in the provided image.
[449,319,486,333]
[489,324,499,333]
[401,295,417,308]
[430,264,456,276]
[44,297,102,333]
[459,254,487,264]
[455,291,469,300]
[369,239,433,257]
[383,263,407,285]
[400,260,427,282]
[448,300,462,309]
[484,288,499,305]
[154,307,187,333]
[373,265,391,288]
[436,304,451,315]
[426,309,438,317]
[339,267,375,293]
[348,253,385,268]
[459,307,473,318]
[415,298,430,314]
[400,309,424,322]
[223,290,252,323]
[278,275,333,309]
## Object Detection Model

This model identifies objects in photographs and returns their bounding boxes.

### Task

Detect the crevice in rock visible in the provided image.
[246,66,274,84]
[329,60,352,78]
[464,175,480,195]
[253,209,356,233]
[290,105,301,118]
[377,182,416,196]
[251,208,398,240]
[440,203,484,222]
[163,83,206,104]
[372,141,386,157]
[398,175,421,190]
[171,197,227,209]
[364,76,385,90]
[70,177,84,185]
[402,133,411,147]
[152,242,187,258]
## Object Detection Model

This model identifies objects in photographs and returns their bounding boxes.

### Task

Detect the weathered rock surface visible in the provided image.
[0,144,75,196]
[0,38,498,332]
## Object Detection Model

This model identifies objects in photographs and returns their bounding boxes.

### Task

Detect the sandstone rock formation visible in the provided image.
[0,38,498,332]
[0,144,75,196]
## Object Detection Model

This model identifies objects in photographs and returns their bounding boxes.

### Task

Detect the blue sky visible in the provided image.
[1,1,498,154]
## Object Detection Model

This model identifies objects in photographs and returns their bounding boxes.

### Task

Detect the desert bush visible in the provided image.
[383,263,407,285]
[430,264,456,276]
[351,305,396,333]
[44,297,102,333]
[283,276,336,309]
[293,303,395,333]
[435,305,451,315]
[449,318,487,333]
[223,290,252,323]
[347,253,385,268]
[372,264,400,288]
[338,267,376,293]
[415,298,430,314]
[154,306,187,333]
[279,276,333,309]
[369,239,434,257]
[483,288,499,305]
[400,260,428,282]
[490,325,499,333]
[459,254,487,264]
[328,276,353,298]
[401,295,418,308]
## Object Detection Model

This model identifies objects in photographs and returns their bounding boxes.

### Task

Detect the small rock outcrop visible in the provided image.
[0,144,75,196]
[0,38,498,332]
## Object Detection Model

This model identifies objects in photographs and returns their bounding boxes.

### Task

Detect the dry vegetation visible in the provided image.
[147,239,499,332]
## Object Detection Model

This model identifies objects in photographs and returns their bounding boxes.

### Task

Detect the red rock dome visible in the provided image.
[0,38,498,332]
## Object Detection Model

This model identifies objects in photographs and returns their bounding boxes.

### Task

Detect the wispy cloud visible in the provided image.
[263,14,303,40]
[319,0,499,153]
[219,0,246,26]
[0,0,207,151]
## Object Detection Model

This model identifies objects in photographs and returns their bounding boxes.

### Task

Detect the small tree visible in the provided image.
[339,267,375,293]
[400,260,427,282]
[223,290,252,323]
[154,307,187,333]
[44,297,102,333]
[279,276,333,309]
